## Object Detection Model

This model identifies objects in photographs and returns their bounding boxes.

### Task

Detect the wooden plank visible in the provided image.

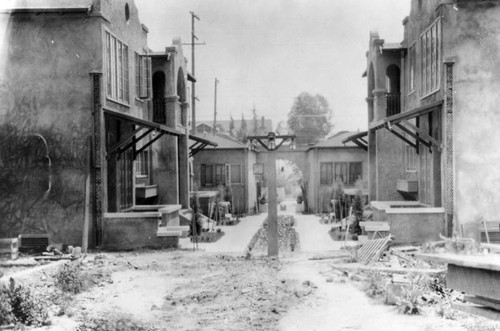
[465,296,500,311]
[156,230,182,237]
[447,264,500,301]
[416,253,500,272]
[365,225,390,232]
[357,235,392,264]
[333,263,445,275]
[452,302,500,321]
[481,243,500,252]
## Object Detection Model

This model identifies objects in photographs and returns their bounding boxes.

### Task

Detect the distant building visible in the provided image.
[356,0,500,242]
[307,131,368,213]
[192,134,258,215]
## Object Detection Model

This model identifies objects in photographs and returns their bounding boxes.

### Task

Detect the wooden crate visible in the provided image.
[0,238,19,260]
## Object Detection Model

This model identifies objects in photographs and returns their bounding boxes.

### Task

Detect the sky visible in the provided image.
[135,0,411,134]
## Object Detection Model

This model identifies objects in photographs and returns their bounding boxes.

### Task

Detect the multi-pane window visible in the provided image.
[348,162,362,185]
[135,52,152,99]
[408,43,416,93]
[334,163,348,184]
[201,163,243,187]
[201,164,214,187]
[215,164,225,185]
[405,145,418,172]
[320,162,333,185]
[106,31,129,104]
[334,162,362,186]
[135,150,149,176]
[320,162,362,186]
[420,18,441,96]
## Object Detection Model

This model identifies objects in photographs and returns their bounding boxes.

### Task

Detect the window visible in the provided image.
[320,162,333,185]
[135,52,152,99]
[405,145,418,172]
[334,162,362,186]
[215,164,225,185]
[228,164,243,184]
[334,163,348,184]
[420,18,441,96]
[201,164,214,187]
[106,31,129,104]
[348,162,362,185]
[408,43,416,93]
[201,163,242,186]
[135,150,149,176]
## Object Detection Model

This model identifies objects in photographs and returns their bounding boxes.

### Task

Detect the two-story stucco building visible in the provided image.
[0,0,215,249]
[360,0,500,242]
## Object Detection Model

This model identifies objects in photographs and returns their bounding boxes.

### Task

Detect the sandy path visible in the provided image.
[279,258,466,331]
[179,213,267,253]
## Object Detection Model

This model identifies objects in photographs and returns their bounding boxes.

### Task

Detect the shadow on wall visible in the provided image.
[0,82,90,244]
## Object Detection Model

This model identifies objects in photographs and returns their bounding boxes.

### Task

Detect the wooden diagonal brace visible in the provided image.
[134,131,164,159]
[399,120,442,150]
[108,127,143,156]
[385,125,417,150]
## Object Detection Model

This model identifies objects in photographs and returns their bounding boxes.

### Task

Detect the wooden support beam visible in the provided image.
[108,127,143,156]
[400,120,441,150]
[134,131,164,158]
[351,139,368,151]
[385,126,417,150]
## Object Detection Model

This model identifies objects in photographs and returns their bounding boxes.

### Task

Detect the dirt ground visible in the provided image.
[9,248,495,331]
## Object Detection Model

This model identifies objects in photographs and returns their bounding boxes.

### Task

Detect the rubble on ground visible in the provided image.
[327,233,500,328]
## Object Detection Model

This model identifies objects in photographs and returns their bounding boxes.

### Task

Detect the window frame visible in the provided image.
[135,51,152,99]
[135,149,149,176]
[408,42,416,94]
[420,17,441,98]
[320,162,333,185]
[333,162,362,186]
[105,30,130,105]
[228,164,243,185]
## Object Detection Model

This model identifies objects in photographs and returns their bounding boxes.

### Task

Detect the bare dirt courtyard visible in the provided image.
[30,249,476,331]
[4,208,499,330]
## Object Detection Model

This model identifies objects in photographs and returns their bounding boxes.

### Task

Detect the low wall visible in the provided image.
[371,201,445,245]
[102,212,178,250]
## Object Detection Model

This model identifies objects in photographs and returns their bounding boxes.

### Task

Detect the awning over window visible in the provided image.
[103,109,216,159]
[341,131,368,151]
[369,100,443,153]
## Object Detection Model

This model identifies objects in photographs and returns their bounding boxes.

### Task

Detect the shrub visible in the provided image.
[0,287,14,325]
[1,278,49,327]
[54,261,87,294]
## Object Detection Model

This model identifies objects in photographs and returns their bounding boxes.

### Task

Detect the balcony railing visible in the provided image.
[152,98,166,124]
[386,93,401,117]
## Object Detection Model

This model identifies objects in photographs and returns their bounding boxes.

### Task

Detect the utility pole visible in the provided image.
[190,11,200,134]
[213,78,219,136]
